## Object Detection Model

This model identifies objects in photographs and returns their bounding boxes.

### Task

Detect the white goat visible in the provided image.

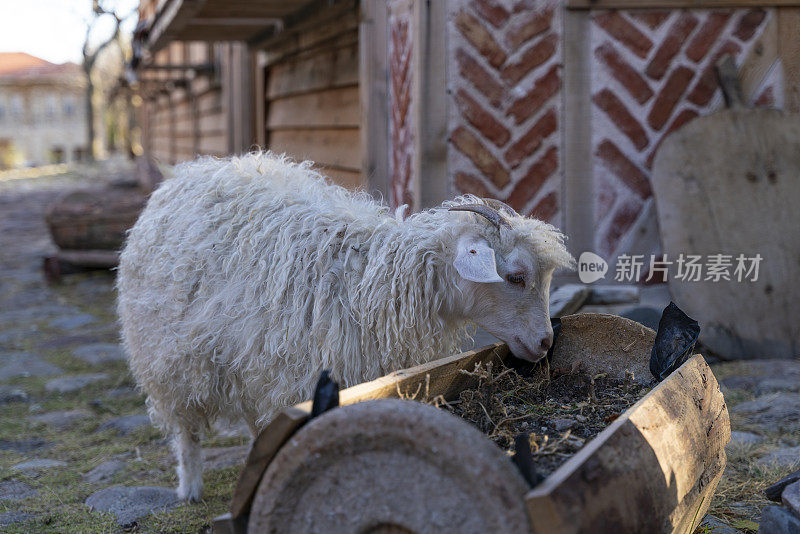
[117,153,574,501]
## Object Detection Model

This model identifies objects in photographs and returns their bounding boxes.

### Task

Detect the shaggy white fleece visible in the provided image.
[117,152,572,500]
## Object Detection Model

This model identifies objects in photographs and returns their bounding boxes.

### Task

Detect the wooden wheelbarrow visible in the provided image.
[214,314,730,533]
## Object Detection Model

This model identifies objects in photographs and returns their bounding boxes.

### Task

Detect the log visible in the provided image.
[45,187,147,251]
[228,314,730,533]
[525,355,729,533]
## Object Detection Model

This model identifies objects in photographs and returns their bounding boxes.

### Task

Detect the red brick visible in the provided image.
[754,86,775,107]
[506,146,558,212]
[595,43,654,105]
[455,10,507,69]
[511,0,541,14]
[592,89,649,151]
[507,64,560,125]
[647,66,694,131]
[600,196,643,258]
[506,8,554,49]
[596,140,652,199]
[630,11,671,30]
[528,191,558,221]
[686,41,741,106]
[645,13,699,80]
[454,171,493,197]
[501,33,557,84]
[686,12,732,63]
[733,8,767,41]
[456,49,505,108]
[504,108,557,169]
[454,89,511,148]
[594,11,653,59]
[451,126,511,188]
[471,0,510,28]
[390,44,411,128]
[646,108,699,169]
[596,177,618,217]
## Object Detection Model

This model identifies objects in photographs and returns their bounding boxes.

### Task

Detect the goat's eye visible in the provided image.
[506,273,525,286]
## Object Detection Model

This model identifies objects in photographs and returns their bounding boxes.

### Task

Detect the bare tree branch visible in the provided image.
[82,0,136,161]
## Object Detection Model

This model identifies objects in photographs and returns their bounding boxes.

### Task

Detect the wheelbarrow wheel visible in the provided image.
[248,398,531,534]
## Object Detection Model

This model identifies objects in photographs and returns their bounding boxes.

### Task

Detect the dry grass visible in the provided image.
[411,360,652,477]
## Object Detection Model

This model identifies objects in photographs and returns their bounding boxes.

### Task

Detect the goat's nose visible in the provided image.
[539,335,553,352]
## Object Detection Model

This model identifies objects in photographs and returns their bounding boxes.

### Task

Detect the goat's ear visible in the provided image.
[454,236,503,283]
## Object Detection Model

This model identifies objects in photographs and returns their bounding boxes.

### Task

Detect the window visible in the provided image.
[10,95,23,120]
[63,96,75,117]
[45,95,57,119]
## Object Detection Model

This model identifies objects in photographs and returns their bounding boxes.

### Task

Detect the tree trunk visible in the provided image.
[85,69,95,162]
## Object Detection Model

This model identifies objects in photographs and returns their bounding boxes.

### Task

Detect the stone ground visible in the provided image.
[0,166,249,533]
[0,166,797,533]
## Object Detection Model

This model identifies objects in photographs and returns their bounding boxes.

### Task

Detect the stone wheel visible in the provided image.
[248,398,531,534]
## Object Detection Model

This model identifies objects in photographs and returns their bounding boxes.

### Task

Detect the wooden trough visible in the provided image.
[215,314,730,534]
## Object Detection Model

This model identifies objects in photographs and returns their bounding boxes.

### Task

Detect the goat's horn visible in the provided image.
[449,203,512,229]
[483,198,520,218]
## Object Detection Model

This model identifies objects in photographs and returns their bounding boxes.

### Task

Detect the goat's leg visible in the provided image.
[173,427,203,501]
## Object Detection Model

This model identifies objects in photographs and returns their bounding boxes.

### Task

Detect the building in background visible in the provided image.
[0,52,88,168]
[132,0,793,264]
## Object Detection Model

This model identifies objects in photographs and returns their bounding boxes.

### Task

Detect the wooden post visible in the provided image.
[562,10,595,263]
[414,0,449,209]
[254,50,267,149]
[360,0,390,199]
[777,7,800,112]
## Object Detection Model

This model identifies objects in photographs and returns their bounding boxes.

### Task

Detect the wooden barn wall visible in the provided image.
[140,41,228,165]
[262,7,363,190]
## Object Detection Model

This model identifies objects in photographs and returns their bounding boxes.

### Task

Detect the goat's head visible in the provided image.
[446,197,575,362]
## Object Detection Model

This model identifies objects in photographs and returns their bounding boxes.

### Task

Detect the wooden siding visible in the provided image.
[139,41,229,165]
[263,7,363,189]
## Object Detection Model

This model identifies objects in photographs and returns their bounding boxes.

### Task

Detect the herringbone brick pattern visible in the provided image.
[591,7,773,256]
[448,0,561,223]
[389,0,416,209]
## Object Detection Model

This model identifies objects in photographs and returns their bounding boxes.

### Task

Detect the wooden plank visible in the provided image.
[262,8,359,65]
[251,0,358,50]
[653,108,800,358]
[549,284,591,317]
[269,128,361,169]
[294,343,509,413]
[229,407,309,518]
[58,249,120,268]
[199,113,225,132]
[739,15,778,103]
[568,0,800,7]
[360,0,390,199]
[525,355,730,533]
[267,43,359,99]
[318,166,364,190]
[264,27,360,69]
[267,86,359,129]
[416,0,449,209]
[563,10,595,258]
[255,50,267,148]
[778,7,800,112]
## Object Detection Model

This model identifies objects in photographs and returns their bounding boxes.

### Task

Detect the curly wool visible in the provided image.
[117,152,572,435]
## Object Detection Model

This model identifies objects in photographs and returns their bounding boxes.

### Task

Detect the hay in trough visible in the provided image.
[413,359,654,478]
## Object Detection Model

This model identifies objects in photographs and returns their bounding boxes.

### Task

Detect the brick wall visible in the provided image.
[590,8,775,257]
[383,1,783,263]
[447,0,562,224]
